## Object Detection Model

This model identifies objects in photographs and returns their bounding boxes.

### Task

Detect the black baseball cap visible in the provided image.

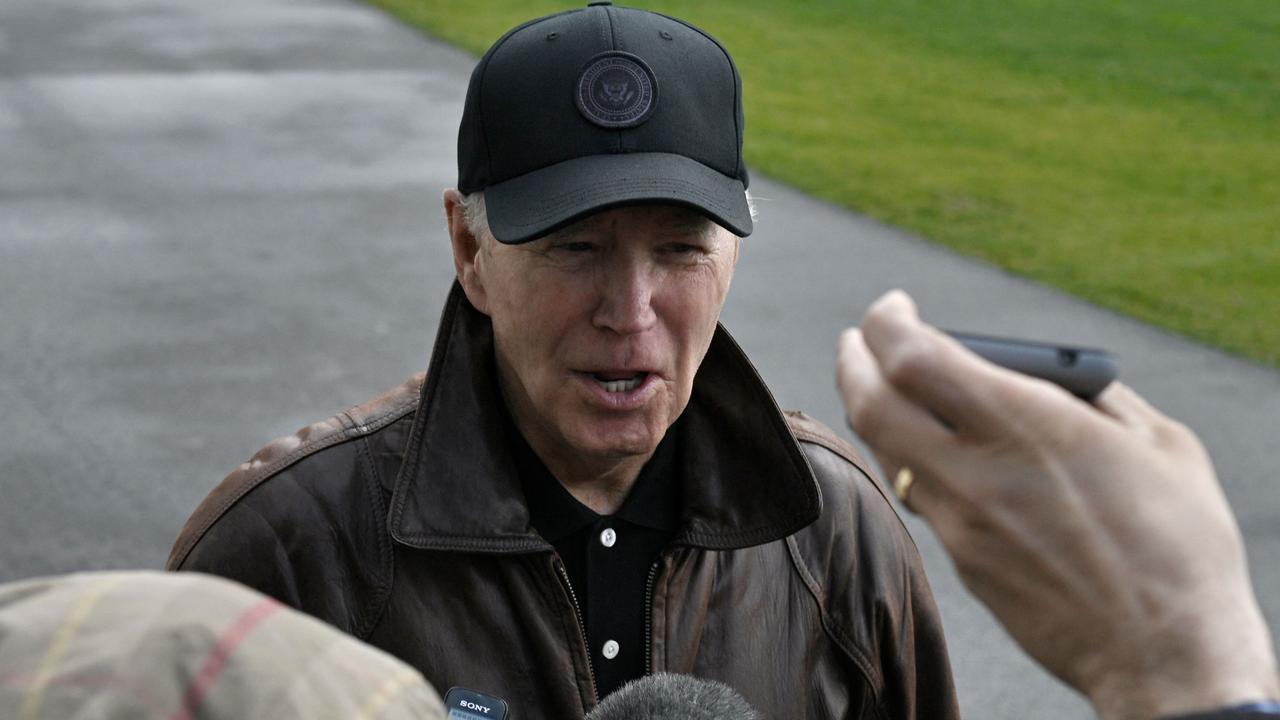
[456,1,752,244]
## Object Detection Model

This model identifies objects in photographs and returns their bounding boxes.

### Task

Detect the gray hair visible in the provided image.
[459,189,492,242]
[458,190,758,242]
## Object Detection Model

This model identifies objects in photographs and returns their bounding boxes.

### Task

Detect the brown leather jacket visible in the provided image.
[168,283,959,720]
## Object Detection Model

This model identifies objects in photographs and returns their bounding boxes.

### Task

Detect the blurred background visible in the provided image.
[1,0,1276,717]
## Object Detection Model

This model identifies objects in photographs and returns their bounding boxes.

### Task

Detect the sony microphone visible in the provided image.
[585,673,761,720]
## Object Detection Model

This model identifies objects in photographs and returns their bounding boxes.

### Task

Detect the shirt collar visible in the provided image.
[517,416,682,544]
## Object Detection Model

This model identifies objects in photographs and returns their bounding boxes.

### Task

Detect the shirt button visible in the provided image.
[602,640,620,659]
[599,528,617,548]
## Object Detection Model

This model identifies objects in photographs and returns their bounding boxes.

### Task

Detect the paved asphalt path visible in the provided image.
[2,0,1276,717]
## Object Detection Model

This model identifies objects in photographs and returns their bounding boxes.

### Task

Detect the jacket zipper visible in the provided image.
[643,559,660,673]
[553,557,599,704]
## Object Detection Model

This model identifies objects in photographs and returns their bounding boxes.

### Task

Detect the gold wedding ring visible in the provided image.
[893,467,915,504]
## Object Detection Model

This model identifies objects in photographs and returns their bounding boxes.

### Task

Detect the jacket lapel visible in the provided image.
[389,281,821,553]
[674,328,822,549]
[389,282,547,552]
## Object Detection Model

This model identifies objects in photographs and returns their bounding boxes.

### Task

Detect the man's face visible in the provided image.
[468,204,739,470]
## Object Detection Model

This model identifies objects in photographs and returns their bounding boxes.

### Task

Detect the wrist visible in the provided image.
[1091,666,1279,720]
[1086,592,1278,720]
[1160,699,1280,719]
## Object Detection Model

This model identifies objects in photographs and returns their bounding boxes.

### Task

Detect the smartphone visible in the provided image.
[945,331,1118,400]
[444,687,509,720]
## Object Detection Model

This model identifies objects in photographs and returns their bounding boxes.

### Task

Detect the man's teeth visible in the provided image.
[593,374,645,393]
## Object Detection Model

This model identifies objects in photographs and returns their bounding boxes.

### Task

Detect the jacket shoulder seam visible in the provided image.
[783,410,873,475]
[353,435,395,640]
[785,411,915,539]
[168,376,422,570]
[785,535,885,699]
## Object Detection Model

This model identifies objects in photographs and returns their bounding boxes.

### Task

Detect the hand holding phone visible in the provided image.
[837,290,1278,720]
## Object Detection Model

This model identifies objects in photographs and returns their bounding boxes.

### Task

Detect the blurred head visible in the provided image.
[0,571,445,719]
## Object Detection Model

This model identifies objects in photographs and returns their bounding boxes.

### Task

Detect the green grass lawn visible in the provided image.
[368,0,1280,367]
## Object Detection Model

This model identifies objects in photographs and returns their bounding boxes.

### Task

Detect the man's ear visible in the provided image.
[443,188,490,314]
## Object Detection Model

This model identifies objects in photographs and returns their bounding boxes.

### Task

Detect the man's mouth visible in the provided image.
[590,371,650,393]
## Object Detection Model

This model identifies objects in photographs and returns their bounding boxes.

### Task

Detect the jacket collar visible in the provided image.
[388,281,821,553]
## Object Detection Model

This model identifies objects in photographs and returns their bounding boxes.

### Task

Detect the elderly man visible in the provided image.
[168,3,958,718]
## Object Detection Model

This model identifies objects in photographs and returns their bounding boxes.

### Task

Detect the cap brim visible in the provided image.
[483,152,752,244]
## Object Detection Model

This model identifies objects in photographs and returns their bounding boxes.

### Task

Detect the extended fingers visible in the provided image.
[837,328,957,518]
[859,290,1092,441]
[836,326,955,481]
[1092,382,1167,431]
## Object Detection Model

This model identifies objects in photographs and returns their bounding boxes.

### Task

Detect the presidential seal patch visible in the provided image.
[576,52,658,129]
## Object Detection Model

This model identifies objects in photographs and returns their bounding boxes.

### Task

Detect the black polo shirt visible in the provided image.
[513,422,681,699]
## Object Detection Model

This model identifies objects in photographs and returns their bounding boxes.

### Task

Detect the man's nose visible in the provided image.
[592,257,658,335]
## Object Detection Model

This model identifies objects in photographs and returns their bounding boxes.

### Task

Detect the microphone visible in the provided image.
[585,673,762,720]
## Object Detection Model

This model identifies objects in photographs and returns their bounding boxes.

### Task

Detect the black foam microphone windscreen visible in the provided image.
[584,673,762,720]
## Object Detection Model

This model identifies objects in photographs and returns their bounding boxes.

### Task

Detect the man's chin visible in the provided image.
[566,422,666,462]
